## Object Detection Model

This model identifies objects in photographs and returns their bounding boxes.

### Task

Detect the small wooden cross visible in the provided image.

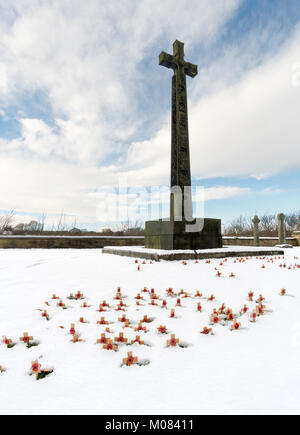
[52,294,59,299]
[256,305,265,315]
[42,310,50,320]
[2,336,13,346]
[131,335,144,345]
[96,333,108,345]
[20,332,33,346]
[157,325,168,334]
[103,339,118,351]
[97,317,108,325]
[115,305,125,311]
[218,304,226,314]
[71,334,82,343]
[167,334,179,347]
[210,314,220,324]
[200,327,212,335]
[98,304,106,312]
[122,320,131,329]
[240,305,249,314]
[69,324,76,335]
[75,291,84,300]
[135,322,146,332]
[226,312,234,321]
[194,291,203,298]
[230,321,241,331]
[114,332,128,343]
[31,360,41,379]
[118,315,128,323]
[142,315,151,323]
[176,298,181,306]
[122,352,138,366]
[79,317,87,323]
[170,309,175,318]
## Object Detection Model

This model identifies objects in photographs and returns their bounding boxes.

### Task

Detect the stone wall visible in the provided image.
[223,236,299,247]
[292,231,300,245]
[0,236,145,249]
[0,234,298,249]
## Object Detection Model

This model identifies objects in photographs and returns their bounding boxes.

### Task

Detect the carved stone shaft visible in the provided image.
[252,216,260,246]
[278,213,286,244]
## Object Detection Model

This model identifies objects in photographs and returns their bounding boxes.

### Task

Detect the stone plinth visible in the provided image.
[102,246,284,262]
[145,218,222,250]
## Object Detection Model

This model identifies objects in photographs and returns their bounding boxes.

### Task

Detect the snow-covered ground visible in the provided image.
[0,248,299,415]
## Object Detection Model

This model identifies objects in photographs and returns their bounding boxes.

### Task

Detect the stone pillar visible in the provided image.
[252,215,260,246]
[277,213,286,245]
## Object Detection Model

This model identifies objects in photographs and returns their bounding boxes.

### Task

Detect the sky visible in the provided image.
[0,0,299,230]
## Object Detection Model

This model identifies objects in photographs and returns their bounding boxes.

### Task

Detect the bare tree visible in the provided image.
[224,215,252,236]
[0,210,15,233]
[259,214,276,234]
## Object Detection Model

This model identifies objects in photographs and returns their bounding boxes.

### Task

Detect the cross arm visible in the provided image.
[159,51,177,71]
[184,62,198,78]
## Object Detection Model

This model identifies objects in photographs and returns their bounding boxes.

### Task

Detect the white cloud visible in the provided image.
[202,186,250,200]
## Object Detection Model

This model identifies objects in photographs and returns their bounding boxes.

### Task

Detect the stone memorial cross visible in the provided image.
[159,40,197,221]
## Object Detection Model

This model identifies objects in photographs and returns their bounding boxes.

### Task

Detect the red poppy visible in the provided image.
[127,356,134,365]
[31,363,39,372]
